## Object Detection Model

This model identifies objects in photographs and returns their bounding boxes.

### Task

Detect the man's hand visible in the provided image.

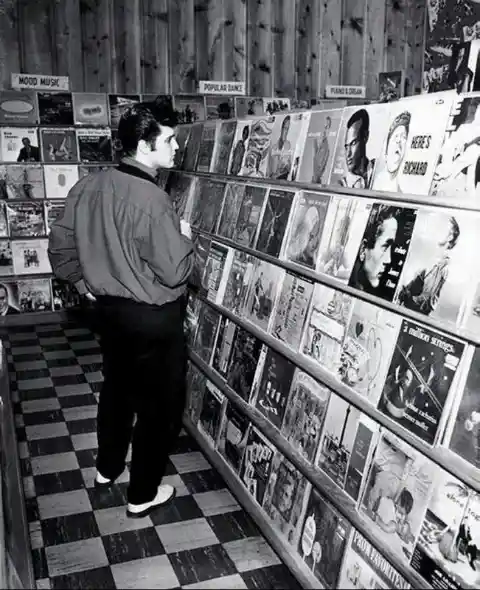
[84,292,97,303]
[180,219,192,240]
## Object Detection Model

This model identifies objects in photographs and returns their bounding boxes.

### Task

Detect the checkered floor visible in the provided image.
[4,321,301,590]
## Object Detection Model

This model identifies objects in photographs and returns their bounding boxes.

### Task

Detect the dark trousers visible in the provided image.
[94,295,187,505]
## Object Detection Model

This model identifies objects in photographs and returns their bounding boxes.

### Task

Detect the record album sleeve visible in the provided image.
[201,242,232,304]
[0,205,8,238]
[191,233,211,293]
[255,188,296,258]
[17,278,52,312]
[192,303,221,365]
[72,93,109,126]
[266,113,304,180]
[198,382,225,447]
[76,128,113,163]
[12,239,51,275]
[205,95,235,120]
[281,370,331,464]
[51,278,81,311]
[43,165,79,199]
[45,201,66,234]
[239,425,276,506]
[141,94,173,111]
[235,97,264,118]
[37,92,74,125]
[243,259,284,333]
[0,281,20,314]
[189,178,226,234]
[174,94,206,123]
[0,90,38,124]
[379,70,406,102]
[329,104,391,189]
[217,401,250,473]
[239,116,275,178]
[227,120,252,176]
[108,94,140,128]
[0,165,45,200]
[210,120,237,175]
[182,123,204,172]
[216,183,246,240]
[195,121,218,173]
[185,362,207,425]
[1,127,40,163]
[172,124,191,170]
[221,250,253,316]
[231,184,268,248]
[0,241,13,276]
[40,128,79,163]
[377,319,466,445]
[165,172,195,221]
[6,202,46,238]
[263,97,291,115]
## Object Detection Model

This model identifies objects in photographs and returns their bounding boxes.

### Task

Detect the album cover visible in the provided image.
[44,201,66,234]
[228,120,252,175]
[395,208,479,325]
[339,299,401,406]
[411,471,480,590]
[360,431,437,564]
[182,123,204,172]
[76,128,113,163]
[316,393,379,503]
[0,90,38,124]
[190,178,226,234]
[12,239,51,275]
[140,94,174,121]
[348,203,418,302]
[296,110,343,185]
[6,202,45,237]
[108,94,140,128]
[239,425,276,506]
[43,165,79,199]
[0,241,13,276]
[191,234,211,293]
[379,71,406,102]
[212,317,263,402]
[0,165,45,200]
[339,530,411,589]
[377,319,465,445]
[0,205,7,238]
[262,454,308,546]
[232,184,268,248]
[198,381,225,446]
[301,284,354,374]
[173,124,191,169]
[263,97,291,115]
[430,93,480,202]
[281,370,331,464]
[271,272,314,351]
[217,401,250,473]
[17,278,52,312]
[205,96,235,120]
[250,346,296,429]
[243,259,284,333]
[267,113,305,180]
[444,348,480,471]
[184,292,202,346]
[165,172,195,220]
[174,94,206,123]
[40,128,78,163]
[195,121,218,173]
[311,98,348,111]
[51,278,81,310]
[297,486,352,588]
[37,92,74,125]
[291,98,311,112]
[192,303,221,365]
[210,120,237,175]
[235,97,264,118]
[185,361,207,425]
[216,183,245,240]
[371,94,454,195]
[221,250,253,316]
[239,116,275,178]
[72,93,109,126]
[0,281,20,314]
[256,188,296,258]
[0,127,40,162]
[202,242,231,304]
[284,192,331,270]
[329,104,390,188]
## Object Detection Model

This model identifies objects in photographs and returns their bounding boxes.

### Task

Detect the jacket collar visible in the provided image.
[117,157,158,186]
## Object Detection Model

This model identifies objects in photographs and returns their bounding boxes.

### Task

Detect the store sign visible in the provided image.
[325,84,366,99]
[198,80,246,95]
[11,73,70,91]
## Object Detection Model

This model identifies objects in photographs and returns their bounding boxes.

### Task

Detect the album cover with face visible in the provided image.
[0,281,20,315]
[37,92,74,125]
[266,113,305,181]
[255,188,296,258]
[0,90,38,124]
[227,120,253,176]
[17,278,52,312]
[0,127,40,163]
[0,165,45,200]
[243,259,285,333]
[108,94,140,128]
[239,116,276,179]
[231,184,268,248]
[72,93,109,126]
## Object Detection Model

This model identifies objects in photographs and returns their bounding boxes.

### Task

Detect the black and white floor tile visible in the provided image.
[4,322,301,590]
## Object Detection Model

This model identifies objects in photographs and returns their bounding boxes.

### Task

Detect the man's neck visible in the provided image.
[121,156,156,178]
[352,155,369,179]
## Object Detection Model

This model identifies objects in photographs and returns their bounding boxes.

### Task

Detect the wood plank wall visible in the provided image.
[0,0,426,98]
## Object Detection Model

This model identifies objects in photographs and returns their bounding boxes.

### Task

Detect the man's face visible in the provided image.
[147,126,178,169]
[386,124,408,174]
[438,219,455,250]
[344,120,366,174]
[277,480,294,513]
[362,217,398,288]
[0,288,8,313]
[22,138,30,147]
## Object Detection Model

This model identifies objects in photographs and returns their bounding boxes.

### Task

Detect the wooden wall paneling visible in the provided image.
[140,0,170,94]
[295,0,323,100]
[383,0,407,73]
[340,0,368,87]
[206,0,227,79]
[0,0,20,89]
[364,0,386,99]
[169,0,196,93]
[194,0,209,82]
[231,0,247,82]
[318,0,342,98]
[113,0,142,93]
[51,0,84,91]
[80,0,116,93]
[18,0,55,76]
[246,0,273,96]
[405,0,426,95]
[272,0,296,97]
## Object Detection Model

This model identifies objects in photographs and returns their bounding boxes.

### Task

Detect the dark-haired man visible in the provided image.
[48,103,194,518]
[339,109,375,188]
[17,137,40,162]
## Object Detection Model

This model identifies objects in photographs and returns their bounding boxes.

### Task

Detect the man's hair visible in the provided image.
[397,488,414,515]
[347,109,370,136]
[282,115,291,129]
[386,111,411,149]
[447,216,460,249]
[22,137,30,143]
[241,125,250,140]
[363,204,400,250]
[0,283,8,296]
[117,103,178,156]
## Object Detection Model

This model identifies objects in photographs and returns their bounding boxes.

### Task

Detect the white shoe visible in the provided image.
[94,471,113,488]
[126,484,176,518]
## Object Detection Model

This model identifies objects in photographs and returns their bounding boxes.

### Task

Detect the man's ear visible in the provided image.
[137,139,151,154]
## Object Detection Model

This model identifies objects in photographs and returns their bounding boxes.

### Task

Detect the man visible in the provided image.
[268,115,293,180]
[0,283,19,315]
[48,104,194,518]
[17,137,40,162]
[312,116,332,184]
[339,109,375,189]
[373,111,411,193]
[230,124,249,175]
